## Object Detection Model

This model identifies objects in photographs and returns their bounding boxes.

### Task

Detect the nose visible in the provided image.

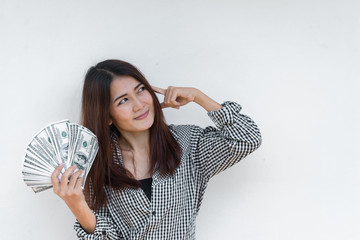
[133,96,144,112]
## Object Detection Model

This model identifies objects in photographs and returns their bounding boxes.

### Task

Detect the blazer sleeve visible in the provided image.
[73,204,123,240]
[73,185,124,240]
[190,101,262,181]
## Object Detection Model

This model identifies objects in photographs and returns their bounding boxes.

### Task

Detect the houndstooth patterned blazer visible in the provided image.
[74,101,262,239]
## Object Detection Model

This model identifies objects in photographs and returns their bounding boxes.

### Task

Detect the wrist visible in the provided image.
[66,198,88,214]
[193,89,222,112]
[192,88,202,104]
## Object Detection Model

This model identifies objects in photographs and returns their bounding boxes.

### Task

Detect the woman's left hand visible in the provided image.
[151,86,199,109]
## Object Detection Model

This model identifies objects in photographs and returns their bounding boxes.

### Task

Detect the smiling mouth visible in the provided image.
[135,110,149,120]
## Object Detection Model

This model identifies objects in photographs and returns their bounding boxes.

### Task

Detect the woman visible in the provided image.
[51,59,262,239]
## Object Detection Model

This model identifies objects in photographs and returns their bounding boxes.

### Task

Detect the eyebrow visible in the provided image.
[113,82,143,103]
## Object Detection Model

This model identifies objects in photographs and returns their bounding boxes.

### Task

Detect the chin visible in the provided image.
[133,121,154,132]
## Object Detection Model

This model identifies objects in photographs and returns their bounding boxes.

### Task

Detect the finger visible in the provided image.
[68,169,84,189]
[151,85,166,95]
[164,86,173,106]
[51,163,64,193]
[166,88,181,108]
[169,89,180,106]
[75,176,85,191]
[160,102,169,108]
[170,99,180,107]
[163,86,169,105]
[60,165,78,189]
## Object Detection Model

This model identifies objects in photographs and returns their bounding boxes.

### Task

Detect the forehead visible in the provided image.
[110,76,141,95]
[111,75,140,89]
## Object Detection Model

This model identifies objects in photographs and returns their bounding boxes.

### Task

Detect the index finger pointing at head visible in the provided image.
[151,85,166,95]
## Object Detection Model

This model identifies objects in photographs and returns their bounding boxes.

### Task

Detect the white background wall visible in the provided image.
[0,0,359,239]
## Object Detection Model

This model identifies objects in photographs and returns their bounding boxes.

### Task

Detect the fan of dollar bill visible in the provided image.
[22,120,99,193]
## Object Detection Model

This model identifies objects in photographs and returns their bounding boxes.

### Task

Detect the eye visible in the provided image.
[118,98,128,105]
[138,86,146,93]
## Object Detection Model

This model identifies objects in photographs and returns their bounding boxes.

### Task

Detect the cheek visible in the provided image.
[144,92,154,104]
[110,106,130,123]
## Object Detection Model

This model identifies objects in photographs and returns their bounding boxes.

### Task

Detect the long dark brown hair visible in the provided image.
[81,59,182,211]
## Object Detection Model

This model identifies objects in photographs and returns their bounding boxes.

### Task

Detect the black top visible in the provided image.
[139,177,152,201]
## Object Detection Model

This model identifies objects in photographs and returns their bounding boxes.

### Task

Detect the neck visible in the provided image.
[118,130,150,154]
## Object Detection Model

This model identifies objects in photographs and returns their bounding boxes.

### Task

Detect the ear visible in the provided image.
[109,117,113,126]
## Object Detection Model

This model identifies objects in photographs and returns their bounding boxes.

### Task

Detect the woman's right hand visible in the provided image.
[51,164,97,233]
[51,164,85,207]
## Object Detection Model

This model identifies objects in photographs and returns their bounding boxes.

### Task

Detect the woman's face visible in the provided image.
[109,75,155,135]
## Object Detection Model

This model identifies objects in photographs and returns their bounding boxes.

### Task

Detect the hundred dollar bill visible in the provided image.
[23,163,50,178]
[68,123,79,166]
[71,127,98,187]
[89,139,99,166]
[24,180,52,186]
[45,120,70,168]
[23,157,63,182]
[23,153,54,174]
[22,164,51,177]
[26,140,58,171]
[33,128,59,167]
[22,175,52,184]
[31,186,53,193]
[77,125,98,159]
[22,174,51,180]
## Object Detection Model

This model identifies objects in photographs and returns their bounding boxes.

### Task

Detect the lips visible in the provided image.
[135,110,149,120]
